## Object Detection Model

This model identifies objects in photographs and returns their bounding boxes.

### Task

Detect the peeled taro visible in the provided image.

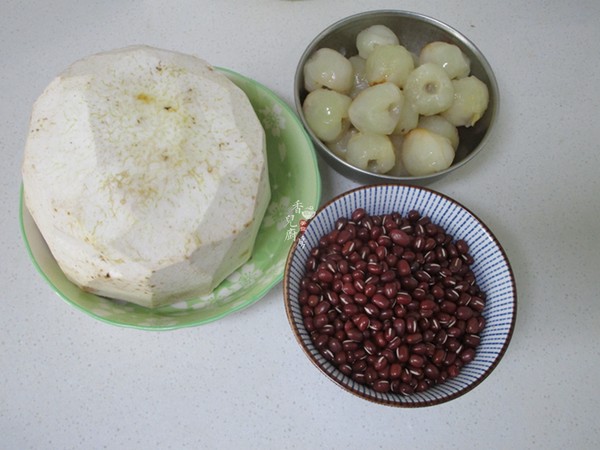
[22,45,271,308]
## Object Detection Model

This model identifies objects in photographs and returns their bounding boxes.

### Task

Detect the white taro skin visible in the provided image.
[21,45,270,308]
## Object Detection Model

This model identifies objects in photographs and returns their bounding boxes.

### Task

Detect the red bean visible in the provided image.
[423,329,435,343]
[432,349,446,366]
[434,329,448,346]
[440,300,457,314]
[456,239,469,254]
[363,303,380,317]
[370,319,384,332]
[314,313,329,329]
[363,339,377,355]
[354,293,368,306]
[314,334,329,349]
[412,343,428,355]
[352,313,370,332]
[336,230,352,245]
[447,363,461,378]
[383,282,398,299]
[399,383,414,395]
[336,259,349,274]
[396,345,409,363]
[396,259,411,276]
[364,283,377,298]
[420,299,437,311]
[373,332,387,348]
[416,270,433,283]
[380,270,396,283]
[390,229,411,246]
[465,317,479,334]
[386,253,398,266]
[342,304,359,316]
[409,354,425,368]
[375,246,387,261]
[339,363,352,375]
[446,337,462,353]
[394,304,406,318]
[366,262,383,275]
[406,333,423,345]
[374,355,388,371]
[387,336,402,350]
[460,348,476,363]
[365,367,378,384]
[373,380,390,393]
[346,328,363,342]
[402,276,419,290]
[446,288,460,302]
[389,363,402,379]
[470,296,486,312]
[393,318,406,336]
[343,340,358,351]
[406,316,418,334]
[352,372,366,384]
[322,349,335,361]
[341,282,356,296]
[456,306,474,320]
[377,235,392,248]
[412,287,427,300]
[449,257,463,273]
[351,208,367,222]
[353,359,368,373]
[299,208,485,395]
[464,334,481,348]
[424,363,440,381]
[353,279,365,293]
[372,293,390,310]
[396,292,412,305]
[314,301,330,316]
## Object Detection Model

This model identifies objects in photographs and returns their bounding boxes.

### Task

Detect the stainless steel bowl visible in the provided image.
[294,10,499,184]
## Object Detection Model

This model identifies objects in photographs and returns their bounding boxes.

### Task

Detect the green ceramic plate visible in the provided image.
[20,67,321,330]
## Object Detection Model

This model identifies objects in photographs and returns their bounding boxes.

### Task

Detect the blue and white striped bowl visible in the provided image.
[284,184,516,407]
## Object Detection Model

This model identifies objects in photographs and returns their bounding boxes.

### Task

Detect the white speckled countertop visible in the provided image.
[2,1,599,449]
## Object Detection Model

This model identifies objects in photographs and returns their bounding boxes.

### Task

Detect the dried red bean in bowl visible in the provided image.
[298,208,486,396]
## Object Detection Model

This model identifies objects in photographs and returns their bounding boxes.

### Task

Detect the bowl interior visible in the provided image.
[294,10,499,183]
[21,68,321,330]
[285,184,515,406]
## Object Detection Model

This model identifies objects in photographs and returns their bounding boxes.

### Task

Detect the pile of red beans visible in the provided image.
[298,208,486,395]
